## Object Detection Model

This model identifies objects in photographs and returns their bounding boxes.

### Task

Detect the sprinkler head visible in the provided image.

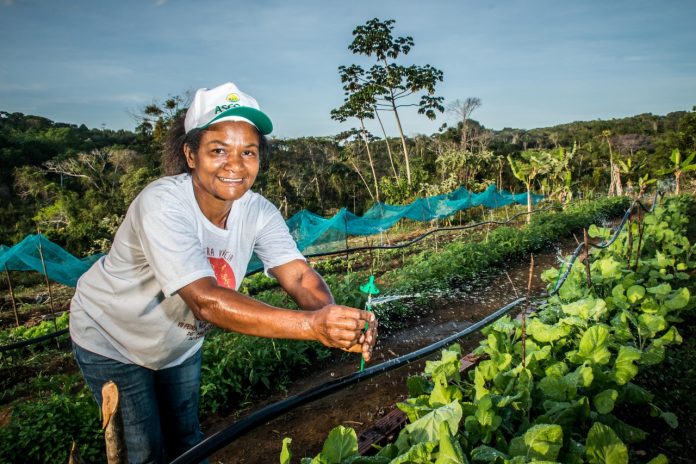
[360,275,380,296]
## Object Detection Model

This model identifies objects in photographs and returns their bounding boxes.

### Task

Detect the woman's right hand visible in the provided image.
[309,304,377,360]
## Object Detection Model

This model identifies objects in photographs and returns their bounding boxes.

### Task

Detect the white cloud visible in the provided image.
[154,0,167,6]
[42,92,153,105]
[0,82,45,92]
[65,61,136,78]
[623,55,653,62]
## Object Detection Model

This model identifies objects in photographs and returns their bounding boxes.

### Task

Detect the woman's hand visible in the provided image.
[309,304,378,361]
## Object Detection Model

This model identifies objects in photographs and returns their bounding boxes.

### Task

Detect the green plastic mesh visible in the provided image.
[0,234,102,287]
[1,185,541,284]
[250,185,541,272]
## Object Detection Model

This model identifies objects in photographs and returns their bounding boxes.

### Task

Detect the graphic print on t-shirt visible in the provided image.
[207,256,236,289]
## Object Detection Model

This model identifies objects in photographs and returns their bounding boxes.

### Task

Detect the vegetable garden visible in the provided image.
[1,193,695,463]
[275,194,696,464]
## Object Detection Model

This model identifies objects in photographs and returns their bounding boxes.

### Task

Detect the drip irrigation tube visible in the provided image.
[303,205,561,258]
[0,328,68,353]
[173,193,665,463]
[548,192,663,295]
[170,296,526,464]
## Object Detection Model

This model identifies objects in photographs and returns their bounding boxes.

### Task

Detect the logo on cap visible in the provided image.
[226,93,240,103]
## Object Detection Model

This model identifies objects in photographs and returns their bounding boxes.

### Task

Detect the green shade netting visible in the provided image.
[1,185,541,283]
[0,234,102,287]
[250,184,542,272]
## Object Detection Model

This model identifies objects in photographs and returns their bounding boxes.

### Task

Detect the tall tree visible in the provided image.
[602,130,622,196]
[657,148,696,195]
[343,18,445,186]
[507,150,553,223]
[331,85,381,202]
[447,97,481,151]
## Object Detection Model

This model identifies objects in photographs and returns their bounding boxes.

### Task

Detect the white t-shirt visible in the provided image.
[70,173,304,370]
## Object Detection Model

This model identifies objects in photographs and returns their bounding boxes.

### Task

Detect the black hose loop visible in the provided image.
[0,328,68,353]
[548,191,664,295]
[170,297,526,464]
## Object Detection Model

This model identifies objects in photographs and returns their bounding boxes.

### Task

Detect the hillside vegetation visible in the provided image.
[1,106,695,255]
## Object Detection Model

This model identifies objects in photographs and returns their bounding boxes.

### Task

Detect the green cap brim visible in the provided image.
[202,107,273,135]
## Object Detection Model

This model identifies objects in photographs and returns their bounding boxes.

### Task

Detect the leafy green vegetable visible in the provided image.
[508,424,563,461]
[585,423,628,464]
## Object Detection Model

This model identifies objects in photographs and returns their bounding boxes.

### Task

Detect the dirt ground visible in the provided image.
[203,244,569,463]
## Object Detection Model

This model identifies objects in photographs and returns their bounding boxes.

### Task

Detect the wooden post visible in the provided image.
[344,213,349,262]
[583,229,593,289]
[68,440,85,464]
[36,235,59,345]
[365,236,374,276]
[522,255,534,370]
[102,381,128,464]
[4,264,20,327]
[626,217,633,268]
[634,208,645,272]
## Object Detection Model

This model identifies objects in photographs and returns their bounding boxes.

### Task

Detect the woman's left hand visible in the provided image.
[344,313,378,362]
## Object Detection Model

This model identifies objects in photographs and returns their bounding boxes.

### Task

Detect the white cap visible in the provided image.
[184,82,273,135]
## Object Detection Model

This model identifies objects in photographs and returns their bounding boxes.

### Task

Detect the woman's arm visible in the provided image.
[268,259,334,310]
[177,265,377,359]
[269,259,378,361]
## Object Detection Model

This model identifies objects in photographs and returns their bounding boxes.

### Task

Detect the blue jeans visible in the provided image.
[72,342,206,464]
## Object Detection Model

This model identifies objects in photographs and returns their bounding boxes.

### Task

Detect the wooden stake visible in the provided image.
[634,208,645,272]
[102,381,128,464]
[583,229,593,289]
[522,255,534,370]
[36,234,58,345]
[68,440,85,464]
[344,214,349,262]
[626,217,633,268]
[4,264,19,327]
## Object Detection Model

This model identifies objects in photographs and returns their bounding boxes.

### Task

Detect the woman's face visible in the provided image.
[185,120,260,209]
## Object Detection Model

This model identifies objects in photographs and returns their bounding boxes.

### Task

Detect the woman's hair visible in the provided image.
[162,114,270,176]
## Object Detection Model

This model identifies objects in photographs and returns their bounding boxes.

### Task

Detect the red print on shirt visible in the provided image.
[207,257,236,289]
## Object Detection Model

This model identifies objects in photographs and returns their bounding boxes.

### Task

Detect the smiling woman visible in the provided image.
[68,82,378,463]
[185,122,262,227]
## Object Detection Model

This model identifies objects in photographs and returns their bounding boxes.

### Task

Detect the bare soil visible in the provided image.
[204,243,571,463]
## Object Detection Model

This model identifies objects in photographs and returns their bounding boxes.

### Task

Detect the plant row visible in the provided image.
[199,197,629,413]
[0,196,631,463]
[284,194,695,463]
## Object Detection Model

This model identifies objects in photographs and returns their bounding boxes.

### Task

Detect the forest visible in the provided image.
[1,17,695,256]
[2,105,695,255]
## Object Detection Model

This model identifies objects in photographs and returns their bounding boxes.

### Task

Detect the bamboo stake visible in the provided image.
[583,229,593,289]
[4,264,20,327]
[36,234,59,346]
[68,440,85,464]
[522,255,534,370]
[634,208,645,272]
[102,381,128,464]
[626,217,633,268]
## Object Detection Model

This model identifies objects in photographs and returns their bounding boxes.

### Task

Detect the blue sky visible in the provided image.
[1,0,695,139]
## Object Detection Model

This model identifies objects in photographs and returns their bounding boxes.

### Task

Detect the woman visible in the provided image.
[69,82,378,463]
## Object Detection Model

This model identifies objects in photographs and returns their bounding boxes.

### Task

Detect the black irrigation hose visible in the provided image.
[174,193,666,462]
[303,205,562,258]
[170,297,527,464]
[176,192,678,461]
[0,328,68,353]
[244,204,562,277]
[548,191,663,296]
[0,205,555,353]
